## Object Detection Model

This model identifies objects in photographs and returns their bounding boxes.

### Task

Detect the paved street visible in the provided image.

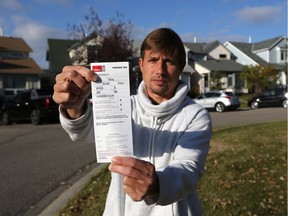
[210,107,287,128]
[0,123,98,216]
[0,107,286,216]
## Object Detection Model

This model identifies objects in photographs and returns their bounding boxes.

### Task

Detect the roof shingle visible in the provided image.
[0,36,32,52]
[0,58,42,75]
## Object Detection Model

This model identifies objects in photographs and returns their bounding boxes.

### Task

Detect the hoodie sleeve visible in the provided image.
[59,102,95,143]
[155,107,212,206]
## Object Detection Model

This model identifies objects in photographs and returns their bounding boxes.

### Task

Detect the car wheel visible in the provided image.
[250,101,259,109]
[31,109,41,125]
[215,102,225,112]
[2,111,11,125]
[283,99,288,108]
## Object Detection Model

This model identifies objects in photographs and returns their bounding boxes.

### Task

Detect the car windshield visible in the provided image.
[36,89,53,96]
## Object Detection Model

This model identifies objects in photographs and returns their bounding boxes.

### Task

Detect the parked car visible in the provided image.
[1,89,59,125]
[194,91,240,112]
[247,87,288,109]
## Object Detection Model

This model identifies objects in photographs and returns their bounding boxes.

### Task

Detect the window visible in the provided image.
[205,92,220,98]
[204,75,209,88]
[3,76,26,88]
[219,54,227,59]
[281,50,287,61]
[0,51,27,59]
[227,75,233,86]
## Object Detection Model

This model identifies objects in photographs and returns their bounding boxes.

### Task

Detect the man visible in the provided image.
[53,28,212,216]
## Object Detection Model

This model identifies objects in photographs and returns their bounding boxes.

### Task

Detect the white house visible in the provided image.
[224,36,287,87]
[68,32,103,66]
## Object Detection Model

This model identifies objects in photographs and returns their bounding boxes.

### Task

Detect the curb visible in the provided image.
[38,164,106,216]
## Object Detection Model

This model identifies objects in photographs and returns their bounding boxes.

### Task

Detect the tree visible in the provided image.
[240,65,279,95]
[210,70,224,90]
[67,7,134,64]
[96,14,134,62]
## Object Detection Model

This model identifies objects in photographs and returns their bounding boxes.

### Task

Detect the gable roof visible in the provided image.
[0,36,32,52]
[47,39,79,73]
[228,42,268,65]
[226,35,286,66]
[69,32,102,50]
[196,59,243,72]
[0,58,42,75]
[184,40,223,54]
[184,42,205,53]
[253,36,284,51]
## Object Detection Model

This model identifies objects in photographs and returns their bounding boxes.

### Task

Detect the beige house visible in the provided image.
[0,36,42,97]
[183,40,244,95]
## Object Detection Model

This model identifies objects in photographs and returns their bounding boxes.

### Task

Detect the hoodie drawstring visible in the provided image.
[148,116,158,164]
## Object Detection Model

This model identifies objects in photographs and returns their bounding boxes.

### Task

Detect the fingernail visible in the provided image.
[92,74,98,82]
[111,157,116,163]
[111,156,119,163]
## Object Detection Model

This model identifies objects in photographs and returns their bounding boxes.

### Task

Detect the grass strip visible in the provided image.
[58,121,287,216]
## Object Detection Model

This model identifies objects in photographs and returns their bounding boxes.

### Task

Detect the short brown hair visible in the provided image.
[140,28,186,71]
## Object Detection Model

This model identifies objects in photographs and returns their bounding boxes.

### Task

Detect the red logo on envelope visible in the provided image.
[92,65,104,72]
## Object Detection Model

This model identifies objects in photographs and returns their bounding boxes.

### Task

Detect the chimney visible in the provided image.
[248,36,252,43]
[0,27,4,36]
[193,36,197,43]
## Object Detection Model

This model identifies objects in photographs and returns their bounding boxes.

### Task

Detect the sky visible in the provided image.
[0,0,286,69]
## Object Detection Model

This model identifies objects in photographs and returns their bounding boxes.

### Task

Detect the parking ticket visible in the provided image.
[90,62,133,163]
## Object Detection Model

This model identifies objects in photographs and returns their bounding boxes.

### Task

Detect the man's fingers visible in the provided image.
[52,90,77,104]
[123,176,148,193]
[109,163,145,180]
[123,183,146,201]
[62,65,98,82]
[57,70,89,92]
[108,157,159,201]
[109,157,155,182]
[111,156,153,174]
[54,78,81,95]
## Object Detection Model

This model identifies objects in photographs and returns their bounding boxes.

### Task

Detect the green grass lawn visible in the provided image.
[57,121,287,216]
[239,94,252,108]
[198,121,287,215]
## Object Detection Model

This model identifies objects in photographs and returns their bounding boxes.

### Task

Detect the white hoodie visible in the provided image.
[60,81,212,216]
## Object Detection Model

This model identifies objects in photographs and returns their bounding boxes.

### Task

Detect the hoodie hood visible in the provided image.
[136,80,188,123]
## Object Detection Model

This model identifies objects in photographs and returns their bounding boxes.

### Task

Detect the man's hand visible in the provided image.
[109,156,159,202]
[53,66,98,119]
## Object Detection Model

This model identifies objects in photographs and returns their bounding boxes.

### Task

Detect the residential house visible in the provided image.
[184,40,244,95]
[46,38,79,87]
[0,36,42,97]
[68,32,103,66]
[224,36,287,88]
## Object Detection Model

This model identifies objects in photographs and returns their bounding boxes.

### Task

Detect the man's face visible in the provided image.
[139,49,182,104]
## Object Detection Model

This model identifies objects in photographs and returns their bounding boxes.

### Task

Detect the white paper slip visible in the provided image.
[90,62,133,163]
